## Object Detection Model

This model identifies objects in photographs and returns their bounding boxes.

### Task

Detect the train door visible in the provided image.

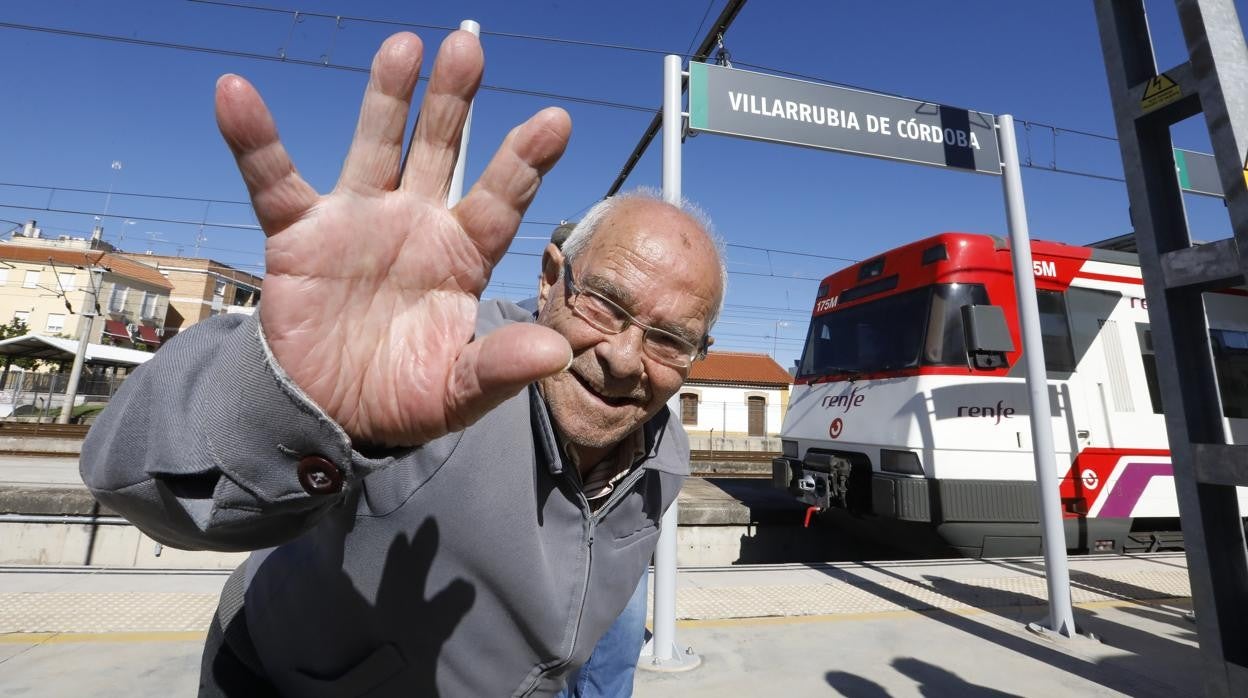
[1028,288,1097,465]
[1065,287,1168,451]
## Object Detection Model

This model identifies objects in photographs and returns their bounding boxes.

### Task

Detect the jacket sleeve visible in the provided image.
[79,312,377,552]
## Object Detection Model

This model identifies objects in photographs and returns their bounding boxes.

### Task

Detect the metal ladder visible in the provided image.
[1094,1,1248,695]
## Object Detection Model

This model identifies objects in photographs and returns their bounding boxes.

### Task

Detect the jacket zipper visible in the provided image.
[522,465,651,695]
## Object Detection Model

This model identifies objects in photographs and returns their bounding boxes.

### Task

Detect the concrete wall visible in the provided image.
[0,521,247,569]
[0,519,810,568]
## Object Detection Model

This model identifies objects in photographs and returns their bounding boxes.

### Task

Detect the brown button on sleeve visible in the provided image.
[297,455,344,495]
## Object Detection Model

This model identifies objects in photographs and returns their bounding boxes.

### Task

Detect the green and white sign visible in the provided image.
[688,62,1001,175]
[1173,148,1223,197]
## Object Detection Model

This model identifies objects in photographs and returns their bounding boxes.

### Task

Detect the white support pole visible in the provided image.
[997,114,1076,638]
[640,54,700,673]
[446,19,480,208]
[58,267,101,424]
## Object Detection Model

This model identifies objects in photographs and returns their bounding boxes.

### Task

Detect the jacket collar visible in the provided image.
[528,386,685,477]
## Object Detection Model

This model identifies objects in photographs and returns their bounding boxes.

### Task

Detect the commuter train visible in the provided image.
[772,232,1248,557]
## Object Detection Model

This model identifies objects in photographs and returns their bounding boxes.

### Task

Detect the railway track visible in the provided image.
[0,428,777,476]
[689,450,777,478]
[0,422,91,438]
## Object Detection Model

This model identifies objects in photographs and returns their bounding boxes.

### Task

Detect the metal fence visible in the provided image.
[0,370,125,420]
[0,371,122,397]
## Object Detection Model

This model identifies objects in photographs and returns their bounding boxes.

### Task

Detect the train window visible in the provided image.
[1136,325,1164,414]
[858,257,886,281]
[923,283,990,365]
[796,287,930,378]
[1211,329,1248,418]
[1036,290,1077,373]
[921,244,948,265]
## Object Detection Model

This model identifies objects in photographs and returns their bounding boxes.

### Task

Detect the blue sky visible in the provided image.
[1,0,1242,369]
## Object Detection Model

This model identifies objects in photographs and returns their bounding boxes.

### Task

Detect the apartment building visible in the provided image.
[0,241,172,347]
[117,253,261,339]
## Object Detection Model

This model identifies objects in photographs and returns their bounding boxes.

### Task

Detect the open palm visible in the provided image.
[215,31,572,447]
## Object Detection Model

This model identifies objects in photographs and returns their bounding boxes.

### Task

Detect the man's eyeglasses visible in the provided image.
[562,261,707,369]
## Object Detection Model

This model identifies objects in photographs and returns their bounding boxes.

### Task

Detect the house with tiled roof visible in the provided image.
[0,239,172,349]
[667,351,793,450]
[116,253,261,341]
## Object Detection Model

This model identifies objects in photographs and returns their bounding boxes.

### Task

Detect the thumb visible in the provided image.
[442,323,572,431]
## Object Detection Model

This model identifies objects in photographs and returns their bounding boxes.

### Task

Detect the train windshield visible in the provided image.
[797,283,989,379]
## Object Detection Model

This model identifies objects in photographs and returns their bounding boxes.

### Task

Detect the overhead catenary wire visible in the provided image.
[188,0,690,58]
[605,0,750,198]
[1,182,851,281]
[0,8,894,357]
[0,180,568,228]
[0,21,656,114]
[0,18,1136,197]
[184,0,1126,148]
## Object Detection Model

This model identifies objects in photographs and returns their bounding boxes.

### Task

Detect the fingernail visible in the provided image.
[563,350,574,372]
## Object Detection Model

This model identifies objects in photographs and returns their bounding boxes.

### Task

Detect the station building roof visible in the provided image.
[0,334,155,368]
[687,351,793,388]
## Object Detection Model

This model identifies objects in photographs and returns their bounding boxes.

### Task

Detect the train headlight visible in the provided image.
[781,440,798,458]
[880,449,924,475]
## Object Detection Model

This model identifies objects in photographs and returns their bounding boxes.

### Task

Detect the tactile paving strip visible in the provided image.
[0,592,219,633]
[0,568,1190,632]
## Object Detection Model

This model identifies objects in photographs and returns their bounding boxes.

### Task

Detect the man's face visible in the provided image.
[537,200,721,452]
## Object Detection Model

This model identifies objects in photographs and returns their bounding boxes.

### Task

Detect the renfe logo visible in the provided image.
[822,386,866,414]
[957,400,1016,425]
[829,417,844,439]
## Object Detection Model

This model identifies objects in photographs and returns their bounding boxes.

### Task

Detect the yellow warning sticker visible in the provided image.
[1141,73,1182,113]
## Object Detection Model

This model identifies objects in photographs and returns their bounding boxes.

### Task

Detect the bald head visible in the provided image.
[561,190,726,329]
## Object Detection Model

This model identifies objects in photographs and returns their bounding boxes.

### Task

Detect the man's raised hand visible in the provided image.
[214,31,573,447]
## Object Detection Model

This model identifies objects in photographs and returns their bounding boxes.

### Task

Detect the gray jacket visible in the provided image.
[80,300,689,696]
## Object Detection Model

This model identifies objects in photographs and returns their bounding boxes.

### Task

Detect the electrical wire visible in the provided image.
[0,182,567,227]
[684,0,719,58]
[0,18,1135,192]
[1,184,846,283]
[0,21,656,114]
[188,0,690,57]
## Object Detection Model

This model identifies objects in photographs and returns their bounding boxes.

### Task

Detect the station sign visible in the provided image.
[1173,148,1224,197]
[688,62,1001,175]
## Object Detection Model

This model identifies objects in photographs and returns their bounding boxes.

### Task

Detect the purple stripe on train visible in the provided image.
[1097,462,1173,518]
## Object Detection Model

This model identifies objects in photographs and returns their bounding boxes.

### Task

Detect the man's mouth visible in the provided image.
[571,371,637,408]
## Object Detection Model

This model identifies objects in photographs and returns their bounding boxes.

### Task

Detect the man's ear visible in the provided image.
[536,243,565,313]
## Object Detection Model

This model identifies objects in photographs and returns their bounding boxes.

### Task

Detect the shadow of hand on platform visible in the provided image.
[805,561,1184,698]
[242,517,475,696]
[824,670,891,697]
[893,657,1024,697]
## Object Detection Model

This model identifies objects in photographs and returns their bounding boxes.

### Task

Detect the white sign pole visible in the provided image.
[447,19,479,207]
[997,113,1076,638]
[640,54,700,673]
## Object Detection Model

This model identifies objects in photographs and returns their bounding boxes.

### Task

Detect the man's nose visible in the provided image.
[597,324,647,379]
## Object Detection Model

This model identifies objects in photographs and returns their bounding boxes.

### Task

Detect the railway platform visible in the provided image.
[0,455,1203,696]
[0,553,1196,696]
[0,455,851,568]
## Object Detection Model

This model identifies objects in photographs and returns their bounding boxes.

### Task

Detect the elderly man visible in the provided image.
[79,29,724,698]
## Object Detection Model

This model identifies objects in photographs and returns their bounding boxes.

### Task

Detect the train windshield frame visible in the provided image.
[797,283,989,379]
